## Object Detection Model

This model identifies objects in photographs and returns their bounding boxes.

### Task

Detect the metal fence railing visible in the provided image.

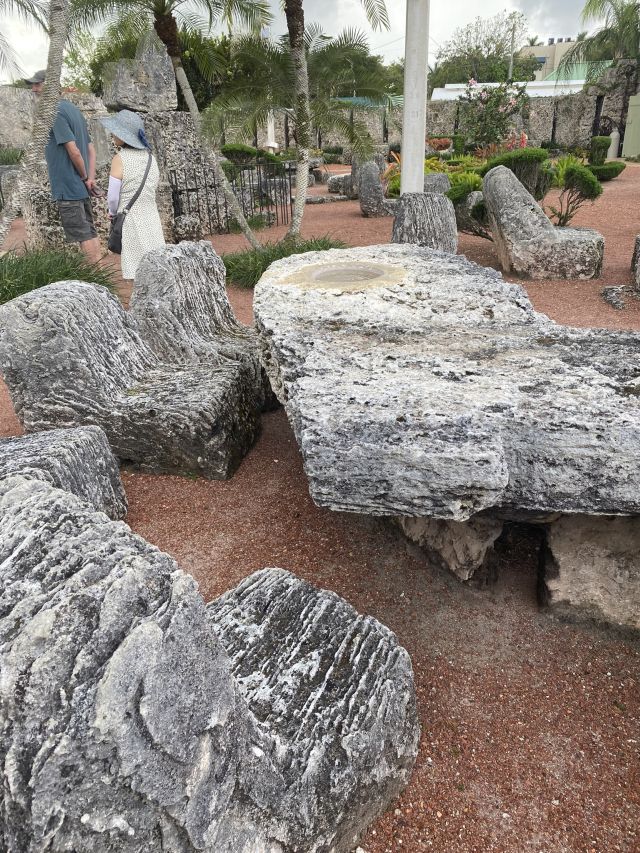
[168,159,296,235]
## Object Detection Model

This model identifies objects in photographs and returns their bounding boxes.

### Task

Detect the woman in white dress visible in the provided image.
[100,109,165,280]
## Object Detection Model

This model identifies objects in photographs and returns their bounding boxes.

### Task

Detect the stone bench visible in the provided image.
[0,474,419,852]
[483,165,604,279]
[130,241,276,410]
[253,244,640,630]
[0,426,126,518]
[0,281,260,479]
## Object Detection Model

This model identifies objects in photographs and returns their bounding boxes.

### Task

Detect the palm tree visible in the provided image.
[0,0,47,77]
[71,0,272,249]
[0,0,70,248]
[204,27,390,166]
[527,35,541,46]
[282,0,389,238]
[558,0,640,87]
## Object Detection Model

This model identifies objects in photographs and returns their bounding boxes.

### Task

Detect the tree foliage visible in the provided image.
[0,0,47,76]
[558,0,640,85]
[429,11,539,90]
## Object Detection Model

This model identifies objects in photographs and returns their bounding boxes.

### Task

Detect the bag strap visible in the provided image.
[123,152,152,216]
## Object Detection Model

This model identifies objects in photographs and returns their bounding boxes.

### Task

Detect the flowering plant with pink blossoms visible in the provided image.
[460,79,528,148]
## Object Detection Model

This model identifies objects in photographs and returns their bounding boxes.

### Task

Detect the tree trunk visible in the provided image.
[154,13,262,251]
[0,0,68,249]
[284,0,311,239]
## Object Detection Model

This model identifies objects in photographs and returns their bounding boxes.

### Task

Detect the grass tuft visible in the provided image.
[0,247,116,305]
[222,236,347,289]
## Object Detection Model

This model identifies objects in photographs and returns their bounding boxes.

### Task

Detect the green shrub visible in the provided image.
[588,161,626,181]
[552,154,584,188]
[0,248,116,305]
[547,163,603,227]
[222,236,347,288]
[446,171,483,205]
[0,147,23,165]
[386,173,400,197]
[220,143,258,164]
[322,153,342,164]
[221,160,240,182]
[480,147,551,200]
[589,135,611,166]
[452,134,465,155]
[323,146,343,155]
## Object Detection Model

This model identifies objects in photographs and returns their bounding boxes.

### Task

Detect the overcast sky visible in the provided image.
[0,0,595,84]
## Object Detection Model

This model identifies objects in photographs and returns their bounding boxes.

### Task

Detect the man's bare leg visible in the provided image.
[80,237,102,264]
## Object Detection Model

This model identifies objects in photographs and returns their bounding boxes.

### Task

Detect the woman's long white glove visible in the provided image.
[107,176,122,217]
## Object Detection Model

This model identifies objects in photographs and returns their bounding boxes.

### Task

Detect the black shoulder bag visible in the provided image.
[108,152,152,254]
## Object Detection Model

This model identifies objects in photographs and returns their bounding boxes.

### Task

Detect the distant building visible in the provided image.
[520,37,578,82]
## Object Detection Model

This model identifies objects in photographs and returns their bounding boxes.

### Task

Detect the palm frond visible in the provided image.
[0,26,22,76]
[2,0,47,29]
[359,0,389,31]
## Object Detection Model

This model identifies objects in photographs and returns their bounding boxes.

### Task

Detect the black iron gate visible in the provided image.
[168,160,296,235]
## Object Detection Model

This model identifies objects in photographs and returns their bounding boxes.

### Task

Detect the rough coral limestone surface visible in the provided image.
[0,281,260,478]
[254,244,640,521]
[0,425,126,518]
[0,475,419,852]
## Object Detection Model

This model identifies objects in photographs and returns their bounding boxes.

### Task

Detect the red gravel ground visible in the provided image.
[1,166,639,852]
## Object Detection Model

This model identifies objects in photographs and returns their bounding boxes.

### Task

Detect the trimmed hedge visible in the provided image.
[588,161,627,181]
[220,143,258,163]
[479,147,551,200]
[589,135,611,167]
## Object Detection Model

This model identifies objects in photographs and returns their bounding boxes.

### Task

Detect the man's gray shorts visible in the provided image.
[56,199,97,243]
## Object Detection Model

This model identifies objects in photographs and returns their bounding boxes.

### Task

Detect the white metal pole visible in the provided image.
[400,0,430,195]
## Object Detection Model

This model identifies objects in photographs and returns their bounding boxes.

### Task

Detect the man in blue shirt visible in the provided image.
[26,70,101,262]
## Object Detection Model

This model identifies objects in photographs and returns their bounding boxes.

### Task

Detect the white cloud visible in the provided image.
[512,0,596,39]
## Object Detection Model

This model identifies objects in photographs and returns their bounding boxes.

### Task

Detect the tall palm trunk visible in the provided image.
[154,13,262,250]
[0,0,68,249]
[284,0,311,239]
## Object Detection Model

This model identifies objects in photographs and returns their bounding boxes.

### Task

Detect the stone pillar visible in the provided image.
[607,127,620,160]
[391,192,458,253]
[400,0,430,195]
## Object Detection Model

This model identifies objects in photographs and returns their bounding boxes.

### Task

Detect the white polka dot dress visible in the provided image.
[117,147,165,280]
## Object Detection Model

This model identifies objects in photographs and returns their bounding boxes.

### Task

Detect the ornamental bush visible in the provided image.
[460,80,529,148]
[589,136,611,167]
[220,143,258,163]
[0,248,115,305]
[480,147,551,200]
[547,163,603,227]
[588,161,626,181]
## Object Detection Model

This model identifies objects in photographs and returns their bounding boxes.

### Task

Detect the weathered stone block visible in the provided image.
[0,85,35,149]
[632,235,640,291]
[254,244,640,522]
[543,515,640,632]
[483,166,604,279]
[130,241,275,410]
[391,192,458,253]
[0,426,126,518]
[454,190,492,241]
[423,173,451,194]
[102,52,177,113]
[0,474,419,852]
[328,173,350,193]
[0,281,260,479]
[358,161,398,217]
[398,516,503,581]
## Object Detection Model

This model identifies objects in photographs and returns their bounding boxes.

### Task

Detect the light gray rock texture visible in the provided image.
[173,213,203,242]
[0,85,35,149]
[543,515,640,632]
[454,190,492,241]
[423,173,451,194]
[358,161,398,217]
[398,516,503,581]
[483,165,604,280]
[0,474,419,852]
[0,426,126,518]
[328,173,350,194]
[391,192,458,253]
[0,281,260,479]
[102,47,177,112]
[254,244,640,522]
[130,241,275,411]
[632,235,640,290]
